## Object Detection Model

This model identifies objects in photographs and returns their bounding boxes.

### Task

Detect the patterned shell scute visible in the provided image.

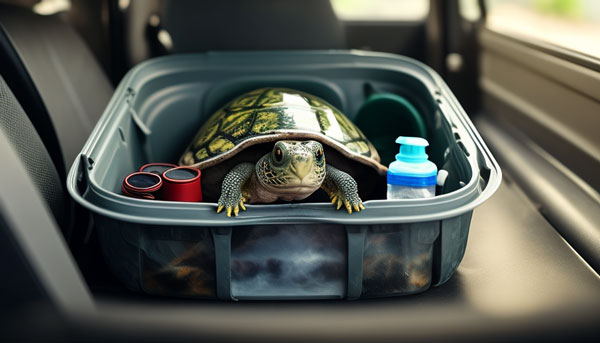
[182,87,375,166]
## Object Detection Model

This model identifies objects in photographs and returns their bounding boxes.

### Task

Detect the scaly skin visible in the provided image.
[321,164,365,214]
[217,140,364,216]
[216,163,253,217]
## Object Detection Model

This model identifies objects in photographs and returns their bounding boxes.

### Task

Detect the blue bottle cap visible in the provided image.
[387,136,437,186]
[395,136,429,163]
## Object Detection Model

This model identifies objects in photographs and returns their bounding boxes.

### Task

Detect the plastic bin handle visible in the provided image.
[346,226,368,300]
[211,227,235,301]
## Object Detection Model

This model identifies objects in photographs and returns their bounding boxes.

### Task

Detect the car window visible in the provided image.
[330,0,429,21]
[460,0,483,21]
[32,0,71,15]
[485,0,600,58]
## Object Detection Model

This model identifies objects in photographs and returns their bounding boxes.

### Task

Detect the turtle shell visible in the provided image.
[179,87,386,175]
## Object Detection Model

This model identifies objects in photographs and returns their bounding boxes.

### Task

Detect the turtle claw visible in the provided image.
[217,199,240,217]
[217,163,255,217]
[326,183,363,214]
[218,200,245,217]
[344,200,352,214]
[217,196,247,217]
[330,194,363,214]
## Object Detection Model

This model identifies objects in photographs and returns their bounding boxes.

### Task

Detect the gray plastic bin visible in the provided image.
[67,51,501,300]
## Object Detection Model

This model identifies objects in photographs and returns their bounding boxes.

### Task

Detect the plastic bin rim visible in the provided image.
[68,151,484,226]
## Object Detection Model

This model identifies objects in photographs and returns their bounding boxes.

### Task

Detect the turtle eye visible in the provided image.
[274,147,283,163]
[315,148,323,161]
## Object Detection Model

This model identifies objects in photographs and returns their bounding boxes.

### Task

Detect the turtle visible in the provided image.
[179,87,387,216]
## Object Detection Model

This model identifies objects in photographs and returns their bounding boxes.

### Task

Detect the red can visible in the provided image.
[160,167,202,202]
[122,172,163,200]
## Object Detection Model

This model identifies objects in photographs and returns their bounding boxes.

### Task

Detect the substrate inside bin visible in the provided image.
[362,222,439,297]
[125,221,443,299]
[231,225,347,299]
[139,225,216,298]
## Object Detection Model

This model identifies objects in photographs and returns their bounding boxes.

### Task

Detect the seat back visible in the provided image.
[158,0,346,53]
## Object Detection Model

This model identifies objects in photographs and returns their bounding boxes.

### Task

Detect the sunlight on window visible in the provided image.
[330,0,429,21]
[33,0,71,15]
[460,0,483,21]
[486,0,600,58]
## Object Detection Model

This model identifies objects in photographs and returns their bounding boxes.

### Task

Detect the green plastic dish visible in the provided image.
[355,93,428,166]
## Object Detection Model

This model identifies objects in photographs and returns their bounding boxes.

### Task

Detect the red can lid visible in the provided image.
[162,167,201,183]
[123,172,163,194]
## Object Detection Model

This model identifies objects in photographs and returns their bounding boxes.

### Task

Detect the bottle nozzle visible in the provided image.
[395,136,429,163]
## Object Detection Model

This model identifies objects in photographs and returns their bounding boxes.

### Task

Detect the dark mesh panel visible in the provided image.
[0,75,64,225]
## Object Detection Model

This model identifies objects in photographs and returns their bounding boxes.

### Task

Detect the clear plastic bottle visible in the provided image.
[387,136,438,200]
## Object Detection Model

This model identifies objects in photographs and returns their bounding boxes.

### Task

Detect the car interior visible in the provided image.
[1,0,599,341]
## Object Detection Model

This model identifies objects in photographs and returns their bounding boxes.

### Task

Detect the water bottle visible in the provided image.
[387,136,438,199]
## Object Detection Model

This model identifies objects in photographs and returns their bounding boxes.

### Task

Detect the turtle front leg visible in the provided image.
[217,163,254,217]
[321,164,365,214]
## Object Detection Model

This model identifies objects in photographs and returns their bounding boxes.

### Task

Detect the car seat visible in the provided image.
[0,4,113,177]
[0,4,113,239]
[141,0,345,57]
[0,74,93,319]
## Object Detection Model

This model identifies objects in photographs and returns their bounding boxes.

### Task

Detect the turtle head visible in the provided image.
[256,140,326,195]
